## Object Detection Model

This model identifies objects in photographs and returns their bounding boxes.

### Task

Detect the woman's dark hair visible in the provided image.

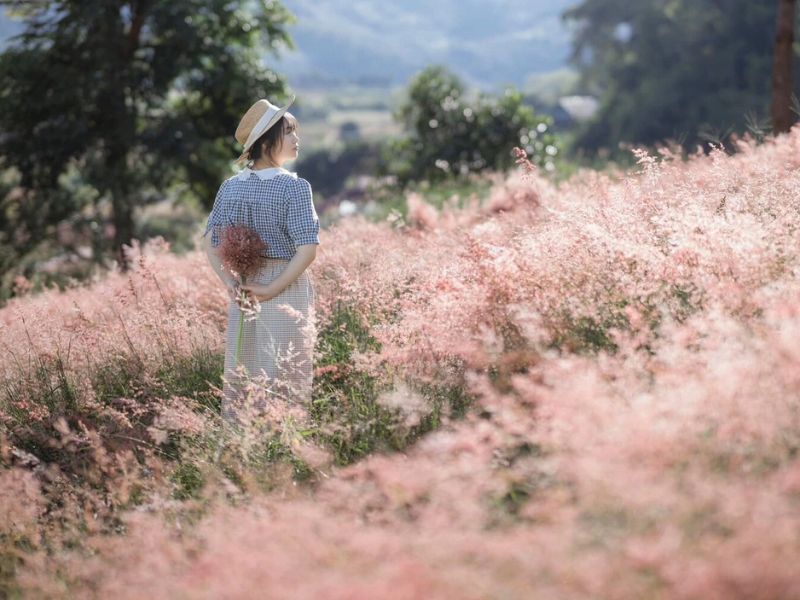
[248,116,292,164]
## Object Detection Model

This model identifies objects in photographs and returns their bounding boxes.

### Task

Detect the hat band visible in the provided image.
[243,106,280,152]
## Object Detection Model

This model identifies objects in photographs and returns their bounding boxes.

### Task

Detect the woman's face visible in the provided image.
[275,114,300,164]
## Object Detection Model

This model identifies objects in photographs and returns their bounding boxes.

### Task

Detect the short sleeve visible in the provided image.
[203,179,251,248]
[286,177,320,247]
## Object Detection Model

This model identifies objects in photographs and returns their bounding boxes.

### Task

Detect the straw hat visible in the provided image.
[234,94,296,164]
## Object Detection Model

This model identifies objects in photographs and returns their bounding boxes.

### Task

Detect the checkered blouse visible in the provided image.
[203,166,320,259]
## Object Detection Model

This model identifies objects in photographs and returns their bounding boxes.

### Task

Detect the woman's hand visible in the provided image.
[226,282,241,302]
[240,282,275,302]
[226,282,260,304]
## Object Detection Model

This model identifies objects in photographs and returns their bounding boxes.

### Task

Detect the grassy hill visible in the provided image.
[2,128,800,597]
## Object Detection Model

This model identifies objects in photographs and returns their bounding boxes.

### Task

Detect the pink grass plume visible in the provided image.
[512,146,537,175]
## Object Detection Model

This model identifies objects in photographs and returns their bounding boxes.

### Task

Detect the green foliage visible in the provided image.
[564,0,793,156]
[295,139,387,198]
[383,65,560,186]
[154,347,223,412]
[310,302,398,464]
[310,301,475,465]
[545,281,705,357]
[170,462,205,500]
[0,531,30,600]
[0,0,295,275]
[551,313,622,355]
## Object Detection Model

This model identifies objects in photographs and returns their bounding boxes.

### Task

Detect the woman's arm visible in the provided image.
[240,244,316,302]
[202,232,238,289]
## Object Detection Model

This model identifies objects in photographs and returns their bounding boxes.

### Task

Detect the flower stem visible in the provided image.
[235,275,246,365]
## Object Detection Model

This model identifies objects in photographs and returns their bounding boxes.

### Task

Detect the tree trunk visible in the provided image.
[103,109,135,270]
[772,0,797,134]
[103,1,148,273]
[107,128,135,272]
[112,189,135,272]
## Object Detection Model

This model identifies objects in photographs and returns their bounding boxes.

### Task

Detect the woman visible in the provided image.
[201,95,320,425]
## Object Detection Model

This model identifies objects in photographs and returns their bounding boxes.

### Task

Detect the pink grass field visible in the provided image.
[2,128,800,599]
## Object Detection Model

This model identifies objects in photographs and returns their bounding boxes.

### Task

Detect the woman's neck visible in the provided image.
[251,159,282,170]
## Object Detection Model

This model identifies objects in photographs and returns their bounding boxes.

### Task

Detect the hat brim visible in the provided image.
[241,94,296,153]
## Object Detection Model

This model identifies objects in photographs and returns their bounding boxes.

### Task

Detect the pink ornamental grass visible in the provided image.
[217,224,267,282]
[7,128,800,599]
[217,224,268,364]
[512,145,537,178]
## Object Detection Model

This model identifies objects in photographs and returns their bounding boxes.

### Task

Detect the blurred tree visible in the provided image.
[772,0,797,133]
[0,0,294,271]
[383,65,558,186]
[295,139,385,198]
[339,121,361,142]
[564,0,798,155]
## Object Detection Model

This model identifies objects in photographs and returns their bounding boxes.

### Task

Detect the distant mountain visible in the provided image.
[273,0,577,90]
[1,1,577,90]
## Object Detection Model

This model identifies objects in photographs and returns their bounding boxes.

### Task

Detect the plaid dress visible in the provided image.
[203,167,320,425]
